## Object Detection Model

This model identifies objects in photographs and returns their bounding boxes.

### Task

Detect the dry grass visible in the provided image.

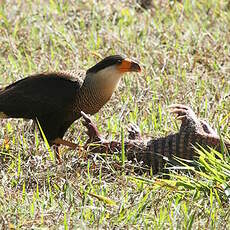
[0,0,230,228]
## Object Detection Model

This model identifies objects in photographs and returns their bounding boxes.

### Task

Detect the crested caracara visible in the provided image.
[0,55,141,160]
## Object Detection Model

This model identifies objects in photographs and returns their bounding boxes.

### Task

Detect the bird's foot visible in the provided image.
[53,145,63,164]
[53,138,77,149]
[52,138,78,164]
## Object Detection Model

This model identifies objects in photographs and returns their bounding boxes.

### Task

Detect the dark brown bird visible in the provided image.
[0,55,141,159]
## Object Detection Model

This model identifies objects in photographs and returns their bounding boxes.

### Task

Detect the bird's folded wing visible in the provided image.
[0,73,83,118]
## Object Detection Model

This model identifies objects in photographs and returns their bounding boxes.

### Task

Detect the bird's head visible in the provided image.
[84,55,141,90]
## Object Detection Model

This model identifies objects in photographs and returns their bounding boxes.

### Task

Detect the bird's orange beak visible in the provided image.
[118,58,141,73]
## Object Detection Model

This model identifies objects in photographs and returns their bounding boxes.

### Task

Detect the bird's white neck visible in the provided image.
[84,66,122,91]
[80,66,123,114]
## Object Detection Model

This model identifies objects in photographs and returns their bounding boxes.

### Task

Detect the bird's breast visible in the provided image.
[77,86,112,115]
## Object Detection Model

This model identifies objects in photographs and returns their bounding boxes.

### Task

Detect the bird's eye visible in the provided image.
[117,59,122,64]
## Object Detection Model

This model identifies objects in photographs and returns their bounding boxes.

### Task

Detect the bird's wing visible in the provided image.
[0,71,84,119]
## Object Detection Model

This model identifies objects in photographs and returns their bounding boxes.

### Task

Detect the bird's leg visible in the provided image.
[53,145,62,164]
[53,138,77,149]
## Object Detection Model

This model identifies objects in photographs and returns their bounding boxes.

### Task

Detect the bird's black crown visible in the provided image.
[87,55,124,74]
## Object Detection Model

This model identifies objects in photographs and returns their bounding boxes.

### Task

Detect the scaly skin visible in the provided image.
[81,105,230,173]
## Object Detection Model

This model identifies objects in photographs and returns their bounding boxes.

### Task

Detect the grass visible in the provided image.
[0,0,230,228]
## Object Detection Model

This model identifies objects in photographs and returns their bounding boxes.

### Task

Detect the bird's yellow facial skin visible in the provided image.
[117,58,141,73]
